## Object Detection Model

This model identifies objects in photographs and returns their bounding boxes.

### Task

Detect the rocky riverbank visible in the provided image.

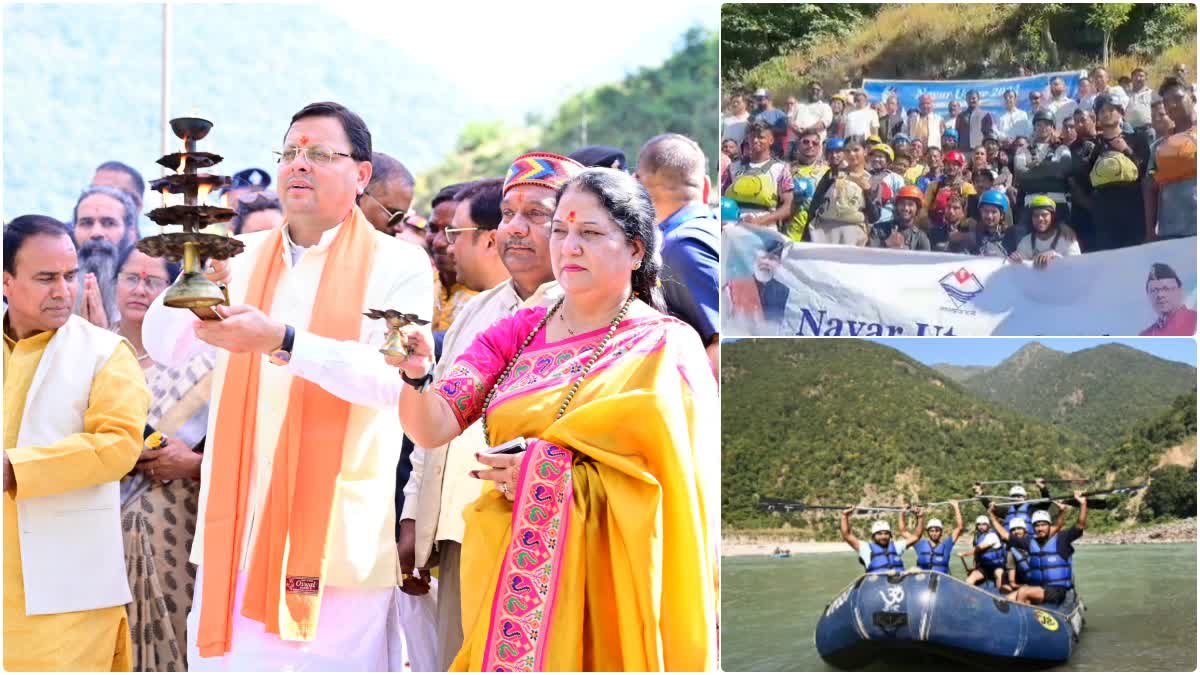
[1079,518,1196,545]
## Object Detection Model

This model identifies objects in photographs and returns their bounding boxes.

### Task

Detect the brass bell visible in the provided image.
[364,308,430,359]
[162,241,225,309]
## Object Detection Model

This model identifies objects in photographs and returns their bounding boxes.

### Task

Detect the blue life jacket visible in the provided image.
[864,541,905,574]
[974,531,1007,569]
[913,538,953,574]
[1010,546,1032,584]
[1004,503,1032,530]
[1027,533,1074,589]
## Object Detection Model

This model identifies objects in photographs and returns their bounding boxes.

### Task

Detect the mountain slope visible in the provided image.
[931,364,991,383]
[722,339,1094,533]
[962,343,1197,449]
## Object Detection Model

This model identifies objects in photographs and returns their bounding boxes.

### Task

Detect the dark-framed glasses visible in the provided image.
[272,145,353,165]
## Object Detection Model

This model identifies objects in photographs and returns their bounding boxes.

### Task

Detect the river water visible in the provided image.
[721,543,1197,671]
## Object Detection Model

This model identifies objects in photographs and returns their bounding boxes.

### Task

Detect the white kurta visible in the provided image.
[142,217,432,668]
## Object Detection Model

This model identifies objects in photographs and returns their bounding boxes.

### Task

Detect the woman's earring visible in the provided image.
[633,259,642,270]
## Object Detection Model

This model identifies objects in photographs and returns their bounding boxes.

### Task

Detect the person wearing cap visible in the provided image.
[866,143,905,225]
[568,145,628,172]
[961,189,1020,257]
[954,90,995,151]
[358,152,416,238]
[400,161,576,669]
[792,80,834,139]
[959,514,1006,589]
[1144,76,1197,242]
[1001,492,1087,606]
[986,509,1034,593]
[869,184,931,251]
[751,88,788,140]
[1009,195,1081,267]
[940,127,960,151]
[805,138,869,246]
[890,132,912,157]
[1079,90,1151,251]
[722,121,794,232]
[845,90,880,139]
[840,506,916,575]
[994,90,1032,147]
[785,128,829,241]
[922,150,975,224]
[229,190,283,235]
[907,502,963,575]
[1013,109,1073,225]
[220,167,272,210]
[828,93,849,140]
[142,101,433,670]
[1139,262,1198,336]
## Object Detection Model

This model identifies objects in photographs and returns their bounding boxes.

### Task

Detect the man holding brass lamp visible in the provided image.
[142,101,432,670]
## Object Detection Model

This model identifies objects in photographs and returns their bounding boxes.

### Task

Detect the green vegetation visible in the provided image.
[961,343,1197,451]
[722,3,1196,102]
[1145,464,1198,519]
[722,339,1197,538]
[414,28,717,211]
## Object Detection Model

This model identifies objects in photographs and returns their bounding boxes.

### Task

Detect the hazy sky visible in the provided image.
[326,1,719,120]
[869,338,1198,367]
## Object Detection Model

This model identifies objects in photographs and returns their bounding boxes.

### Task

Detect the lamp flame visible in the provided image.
[197,183,212,204]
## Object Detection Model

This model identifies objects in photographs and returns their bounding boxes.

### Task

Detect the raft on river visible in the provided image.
[815,571,1085,669]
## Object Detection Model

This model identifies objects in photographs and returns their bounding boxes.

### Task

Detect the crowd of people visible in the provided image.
[839,480,1088,607]
[3,101,720,671]
[722,65,1197,267]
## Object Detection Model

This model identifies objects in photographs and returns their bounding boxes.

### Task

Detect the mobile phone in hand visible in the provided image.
[486,438,528,455]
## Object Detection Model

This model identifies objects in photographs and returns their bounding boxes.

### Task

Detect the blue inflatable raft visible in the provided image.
[815,571,1085,669]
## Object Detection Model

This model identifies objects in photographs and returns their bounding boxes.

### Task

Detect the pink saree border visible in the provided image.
[481,440,574,672]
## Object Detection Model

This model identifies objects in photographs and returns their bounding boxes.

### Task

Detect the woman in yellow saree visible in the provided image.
[393,168,719,671]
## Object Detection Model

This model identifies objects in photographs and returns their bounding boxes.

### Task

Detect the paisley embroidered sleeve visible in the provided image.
[433,308,540,431]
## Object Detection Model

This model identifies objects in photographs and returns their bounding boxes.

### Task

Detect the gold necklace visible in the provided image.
[480,294,634,443]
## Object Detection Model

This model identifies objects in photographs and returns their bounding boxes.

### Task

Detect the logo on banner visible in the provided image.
[939,267,984,309]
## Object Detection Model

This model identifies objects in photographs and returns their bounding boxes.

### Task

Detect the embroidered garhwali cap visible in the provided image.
[502,152,584,196]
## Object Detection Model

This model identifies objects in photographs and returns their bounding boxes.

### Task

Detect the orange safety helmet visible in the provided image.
[896,184,925,204]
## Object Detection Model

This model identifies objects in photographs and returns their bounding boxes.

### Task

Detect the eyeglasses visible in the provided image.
[119,272,168,292]
[445,226,481,244]
[272,145,353,165]
[362,191,409,228]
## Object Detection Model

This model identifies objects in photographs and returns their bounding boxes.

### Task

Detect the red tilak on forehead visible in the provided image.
[515,192,524,205]
[567,210,576,223]
[299,134,310,145]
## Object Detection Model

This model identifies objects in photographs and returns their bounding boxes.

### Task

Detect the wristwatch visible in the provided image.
[268,324,296,366]
[401,371,433,390]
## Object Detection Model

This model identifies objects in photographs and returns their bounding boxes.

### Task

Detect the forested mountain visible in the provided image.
[960,343,1196,449]
[723,340,1197,535]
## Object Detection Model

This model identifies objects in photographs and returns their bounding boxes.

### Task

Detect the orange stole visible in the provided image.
[197,207,376,657]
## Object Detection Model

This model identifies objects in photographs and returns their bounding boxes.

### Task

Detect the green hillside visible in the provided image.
[722,339,1095,535]
[723,4,1195,101]
[931,364,992,383]
[962,343,1197,450]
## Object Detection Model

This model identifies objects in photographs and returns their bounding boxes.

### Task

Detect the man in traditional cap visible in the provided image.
[142,101,432,670]
[401,152,580,669]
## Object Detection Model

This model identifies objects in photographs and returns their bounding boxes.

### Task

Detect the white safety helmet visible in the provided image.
[871,520,892,535]
[1009,485,1027,497]
[975,515,990,525]
[926,518,944,530]
[1031,510,1052,525]
[1009,518,1029,531]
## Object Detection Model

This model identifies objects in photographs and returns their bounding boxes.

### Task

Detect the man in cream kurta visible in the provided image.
[143,103,433,670]
[3,214,149,671]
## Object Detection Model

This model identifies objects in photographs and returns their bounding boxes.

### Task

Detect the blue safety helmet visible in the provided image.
[978,189,1009,213]
[720,196,741,222]
[942,128,959,140]
[825,138,846,152]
